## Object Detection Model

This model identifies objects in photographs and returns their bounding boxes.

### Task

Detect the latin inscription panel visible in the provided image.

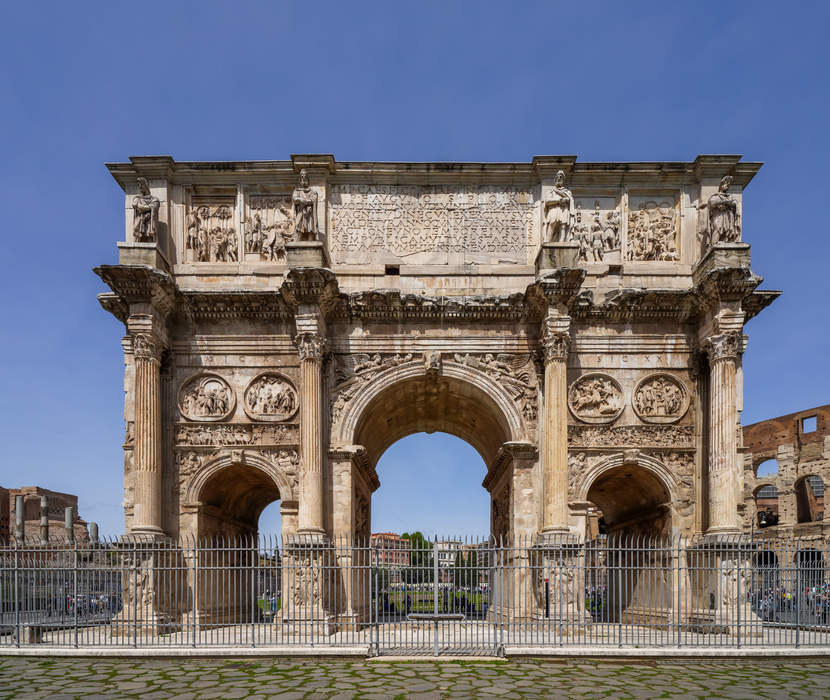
[328,184,538,265]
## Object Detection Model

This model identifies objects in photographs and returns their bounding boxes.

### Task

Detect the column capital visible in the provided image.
[132,333,163,363]
[295,331,327,361]
[541,314,571,363]
[702,330,744,362]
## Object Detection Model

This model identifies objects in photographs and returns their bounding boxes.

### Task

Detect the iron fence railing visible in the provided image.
[1,533,829,654]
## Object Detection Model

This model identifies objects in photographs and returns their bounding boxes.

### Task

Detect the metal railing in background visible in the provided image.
[1,533,830,654]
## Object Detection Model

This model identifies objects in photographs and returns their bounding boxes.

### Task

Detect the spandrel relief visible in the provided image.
[178,374,235,422]
[568,373,623,424]
[243,372,299,422]
[633,374,689,424]
[626,197,679,262]
[185,200,238,262]
[573,198,621,263]
[329,184,536,265]
[244,195,294,260]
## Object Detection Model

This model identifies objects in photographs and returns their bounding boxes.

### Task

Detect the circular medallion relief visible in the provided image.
[178,373,235,422]
[243,372,299,422]
[632,373,689,424]
[567,373,624,424]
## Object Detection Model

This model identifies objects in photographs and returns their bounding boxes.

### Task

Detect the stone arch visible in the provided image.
[578,452,676,539]
[183,450,297,539]
[184,450,296,507]
[574,452,677,505]
[795,474,824,524]
[333,359,525,468]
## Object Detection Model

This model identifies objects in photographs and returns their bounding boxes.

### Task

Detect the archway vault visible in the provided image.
[333,360,525,470]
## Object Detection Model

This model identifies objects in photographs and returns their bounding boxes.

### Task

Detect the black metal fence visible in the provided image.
[1,534,829,654]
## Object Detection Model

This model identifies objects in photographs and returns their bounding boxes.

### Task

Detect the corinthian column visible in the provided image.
[540,315,571,535]
[703,330,743,535]
[132,333,164,536]
[296,330,327,535]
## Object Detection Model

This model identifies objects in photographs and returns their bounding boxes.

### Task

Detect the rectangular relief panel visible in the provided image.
[626,194,680,263]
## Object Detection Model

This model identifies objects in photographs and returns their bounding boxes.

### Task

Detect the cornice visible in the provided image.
[106,155,763,189]
[94,265,177,317]
[525,268,587,320]
[97,292,128,324]
[743,289,781,322]
[178,290,293,322]
[333,290,528,323]
[280,267,340,313]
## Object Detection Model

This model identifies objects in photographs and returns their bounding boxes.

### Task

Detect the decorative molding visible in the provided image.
[175,422,298,447]
[568,424,695,449]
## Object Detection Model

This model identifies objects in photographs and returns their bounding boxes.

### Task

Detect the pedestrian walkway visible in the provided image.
[1,656,829,698]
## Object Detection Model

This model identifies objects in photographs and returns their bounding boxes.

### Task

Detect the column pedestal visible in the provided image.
[534,535,592,631]
[280,534,335,636]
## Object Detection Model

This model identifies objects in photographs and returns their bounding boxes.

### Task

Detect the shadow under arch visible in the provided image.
[580,453,676,625]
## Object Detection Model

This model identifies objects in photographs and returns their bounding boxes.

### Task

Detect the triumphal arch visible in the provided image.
[96,154,778,630]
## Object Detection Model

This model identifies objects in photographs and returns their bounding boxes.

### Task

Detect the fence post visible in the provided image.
[372,542,379,657]
[676,536,681,648]
[795,558,801,649]
[736,542,741,650]
[73,538,79,648]
[433,536,439,657]
[250,536,256,648]
[132,542,138,649]
[13,544,20,648]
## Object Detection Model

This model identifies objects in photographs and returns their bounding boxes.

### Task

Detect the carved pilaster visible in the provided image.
[540,313,571,534]
[702,330,744,535]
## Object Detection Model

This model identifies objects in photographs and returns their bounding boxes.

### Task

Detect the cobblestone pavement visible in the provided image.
[1,656,829,699]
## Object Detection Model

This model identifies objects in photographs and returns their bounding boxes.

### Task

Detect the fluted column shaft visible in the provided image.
[132,333,164,535]
[704,331,743,535]
[297,331,326,534]
[541,322,571,533]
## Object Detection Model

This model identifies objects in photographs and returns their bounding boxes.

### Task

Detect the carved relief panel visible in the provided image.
[626,196,679,262]
[243,372,299,422]
[185,194,238,263]
[178,374,235,422]
[243,193,294,260]
[572,197,622,264]
[632,373,689,424]
[567,373,624,424]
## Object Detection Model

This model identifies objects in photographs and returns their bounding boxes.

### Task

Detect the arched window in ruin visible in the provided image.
[754,484,779,528]
[796,549,825,589]
[755,458,779,478]
[795,475,825,524]
[752,549,779,594]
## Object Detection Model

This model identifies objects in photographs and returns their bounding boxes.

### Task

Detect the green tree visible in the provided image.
[401,531,434,583]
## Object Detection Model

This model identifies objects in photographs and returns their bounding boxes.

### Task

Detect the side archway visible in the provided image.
[183,450,298,538]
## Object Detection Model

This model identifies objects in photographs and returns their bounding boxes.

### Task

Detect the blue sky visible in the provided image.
[1,2,828,536]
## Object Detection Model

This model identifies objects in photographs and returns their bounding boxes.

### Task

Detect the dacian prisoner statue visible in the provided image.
[96,152,778,634]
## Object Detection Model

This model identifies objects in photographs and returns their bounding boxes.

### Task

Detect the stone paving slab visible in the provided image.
[2,657,830,699]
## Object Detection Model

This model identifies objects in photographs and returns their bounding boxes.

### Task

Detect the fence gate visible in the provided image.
[370,537,500,656]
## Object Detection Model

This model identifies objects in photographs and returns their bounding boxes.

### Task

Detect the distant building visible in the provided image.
[1,486,89,542]
[371,533,410,581]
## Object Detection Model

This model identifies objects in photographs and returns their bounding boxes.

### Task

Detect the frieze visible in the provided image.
[329,183,536,265]
[568,424,695,449]
[175,422,299,446]
[453,353,537,422]
[243,372,299,422]
[178,373,235,422]
[567,373,623,424]
[633,373,689,424]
